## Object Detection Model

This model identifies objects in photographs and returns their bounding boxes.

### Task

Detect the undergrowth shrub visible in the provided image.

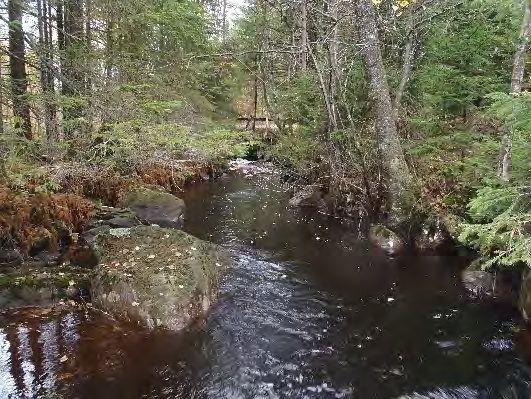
[459,186,531,269]
[458,93,531,270]
[0,186,94,254]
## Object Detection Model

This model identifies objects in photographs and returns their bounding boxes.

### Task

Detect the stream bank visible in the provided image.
[0,163,529,398]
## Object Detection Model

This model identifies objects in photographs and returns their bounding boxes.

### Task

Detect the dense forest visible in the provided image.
[1,1,531,397]
[0,0,529,270]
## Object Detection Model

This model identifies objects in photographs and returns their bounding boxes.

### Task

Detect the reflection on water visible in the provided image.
[0,168,530,398]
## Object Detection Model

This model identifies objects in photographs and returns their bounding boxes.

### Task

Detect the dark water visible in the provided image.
[1,167,531,398]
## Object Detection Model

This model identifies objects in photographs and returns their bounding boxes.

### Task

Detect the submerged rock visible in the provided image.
[289,185,325,208]
[369,224,405,256]
[118,188,185,228]
[91,226,229,331]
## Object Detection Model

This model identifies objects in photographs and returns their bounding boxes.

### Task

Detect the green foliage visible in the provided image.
[458,90,531,270]
[414,0,515,118]
[459,186,531,269]
[89,122,254,169]
[269,130,321,178]
[275,73,326,129]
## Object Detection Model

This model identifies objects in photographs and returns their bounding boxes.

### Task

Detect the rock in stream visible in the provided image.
[90,226,229,331]
[118,187,186,228]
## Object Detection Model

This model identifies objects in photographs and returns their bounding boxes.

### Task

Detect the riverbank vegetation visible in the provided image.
[0,0,528,270]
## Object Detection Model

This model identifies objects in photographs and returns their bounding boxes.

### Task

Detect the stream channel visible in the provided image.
[0,164,530,398]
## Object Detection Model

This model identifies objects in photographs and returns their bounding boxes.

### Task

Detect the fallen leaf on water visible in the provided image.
[58,372,75,381]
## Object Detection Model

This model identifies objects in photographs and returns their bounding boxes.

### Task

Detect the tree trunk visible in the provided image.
[62,0,85,138]
[57,0,65,71]
[8,0,32,139]
[105,16,114,86]
[300,0,308,70]
[0,59,4,136]
[0,65,6,184]
[46,0,58,139]
[394,10,416,120]
[221,0,228,46]
[37,0,55,141]
[501,0,531,182]
[85,0,92,91]
[355,0,412,222]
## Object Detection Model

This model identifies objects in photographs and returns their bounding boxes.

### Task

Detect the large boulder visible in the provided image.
[118,188,185,228]
[288,185,325,208]
[90,226,229,331]
[369,224,405,256]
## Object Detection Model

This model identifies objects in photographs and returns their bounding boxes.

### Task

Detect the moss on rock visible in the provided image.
[0,265,90,309]
[118,188,186,228]
[91,226,229,330]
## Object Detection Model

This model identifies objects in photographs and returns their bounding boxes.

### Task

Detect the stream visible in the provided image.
[1,165,531,398]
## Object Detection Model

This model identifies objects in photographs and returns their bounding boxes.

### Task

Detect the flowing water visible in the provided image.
[1,165,531,398]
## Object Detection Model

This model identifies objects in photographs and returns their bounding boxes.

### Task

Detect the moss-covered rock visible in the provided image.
[288,185,325,208]
[0,265,90,309]
[91,226,229,331]
[369,224,405,256]
[118,188,185,228]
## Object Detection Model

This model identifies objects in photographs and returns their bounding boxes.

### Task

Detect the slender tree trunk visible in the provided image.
[0,60,4,136]
[85,0,92,91]
[62,0,85,138]
[57,0,65,76]
[355,0,412,222]
[328,0,341,130]
[221,0,228,46]
[105,17,114,87]
[37,0,54,141]
[46,0,58,139]
[0,64,6,184]
[300,0,308,70]
[394,10,416,120]
[8,0,32,139]
[500,0,531,182]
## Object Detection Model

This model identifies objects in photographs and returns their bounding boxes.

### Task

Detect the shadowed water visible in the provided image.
[0,166,530,398]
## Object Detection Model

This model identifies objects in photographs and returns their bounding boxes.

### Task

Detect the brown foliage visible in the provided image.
[135,160,215,192]
[0,186,94,254]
